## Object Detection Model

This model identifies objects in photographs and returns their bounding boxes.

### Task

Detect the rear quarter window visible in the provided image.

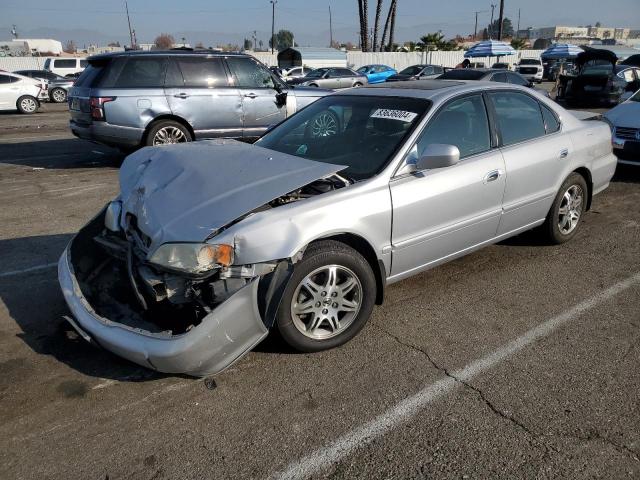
[99,57,167,88]
[74,64,105,87]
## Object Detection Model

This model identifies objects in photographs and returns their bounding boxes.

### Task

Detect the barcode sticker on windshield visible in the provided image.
[370,109,418,122]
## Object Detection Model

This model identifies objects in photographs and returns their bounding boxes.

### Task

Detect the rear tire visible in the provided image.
[145,120,192,146]
[541,172,588,244]
[50,87,67,103]
[16,95,38,114]
[276,240,376,353]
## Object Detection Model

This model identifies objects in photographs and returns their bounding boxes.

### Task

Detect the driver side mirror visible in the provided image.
[397,144,460,176]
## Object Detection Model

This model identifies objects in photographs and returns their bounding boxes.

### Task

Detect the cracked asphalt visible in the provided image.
[1,97,639,480]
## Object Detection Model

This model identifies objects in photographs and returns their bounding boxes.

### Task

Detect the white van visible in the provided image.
[44,57,87,77]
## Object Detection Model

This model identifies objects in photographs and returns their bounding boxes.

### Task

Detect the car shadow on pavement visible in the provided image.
[0,138,123,170]
[0,234,169,383]
[613,164,640,184]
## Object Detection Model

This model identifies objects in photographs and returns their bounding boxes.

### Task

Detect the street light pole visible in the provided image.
[270,0,277,54]
[329,4,333,48]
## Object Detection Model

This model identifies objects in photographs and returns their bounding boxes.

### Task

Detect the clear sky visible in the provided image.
[2,0,640,46]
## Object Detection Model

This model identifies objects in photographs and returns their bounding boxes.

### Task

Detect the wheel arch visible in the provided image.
[310,233,386,305]
[572,166,593,210]
[143,115,195,144]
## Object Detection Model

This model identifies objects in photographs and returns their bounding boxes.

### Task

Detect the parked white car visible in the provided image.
[516,58,544,83]
[0,71,47,113]
[282,66,314,80]
[44,57,87,77]
[604,88,640,165]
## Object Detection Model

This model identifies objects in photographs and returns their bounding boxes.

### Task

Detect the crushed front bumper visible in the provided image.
[58,246,268,377]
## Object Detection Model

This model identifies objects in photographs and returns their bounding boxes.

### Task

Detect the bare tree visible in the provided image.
[154,33,175,49]
[63,40,77,54]
[372,0,383,51]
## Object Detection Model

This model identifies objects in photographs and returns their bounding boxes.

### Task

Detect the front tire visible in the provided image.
[17,95,38,114]
[276,240,376,352]
[541,172,588,244]
[50,87,67,103]
[146,120,192,146]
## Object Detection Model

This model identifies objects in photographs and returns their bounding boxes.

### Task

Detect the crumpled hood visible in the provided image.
[118,139,345,252]
[604,102,640,127]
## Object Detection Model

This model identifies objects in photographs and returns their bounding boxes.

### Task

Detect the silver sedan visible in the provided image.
[59,80,616,376]
[286,67,368,89]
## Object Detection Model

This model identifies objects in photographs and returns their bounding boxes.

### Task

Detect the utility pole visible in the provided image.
[125,1,134,49]
[329,4,333,48]
[489,4,496,39]
[516,8,521,38]
[497,0,505,40]
[270,0,277,54]
[474,12,478,41]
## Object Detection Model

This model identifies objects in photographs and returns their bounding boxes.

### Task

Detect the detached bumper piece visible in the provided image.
[58,212,268,377]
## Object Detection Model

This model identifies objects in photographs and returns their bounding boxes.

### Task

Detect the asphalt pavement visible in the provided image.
[0,93,639,480]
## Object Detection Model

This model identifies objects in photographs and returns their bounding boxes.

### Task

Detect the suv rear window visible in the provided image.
[99,57,167,88]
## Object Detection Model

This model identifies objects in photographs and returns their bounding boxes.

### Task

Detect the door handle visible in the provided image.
[559,148,569,158]
[244,93,258,99]
[483,169,503,183]
[173,93,189,99]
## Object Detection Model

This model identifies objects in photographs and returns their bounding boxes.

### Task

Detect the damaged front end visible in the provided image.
[58,208,280,377]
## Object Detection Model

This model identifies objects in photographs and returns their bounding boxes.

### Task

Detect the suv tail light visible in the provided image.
[90,96,115,121]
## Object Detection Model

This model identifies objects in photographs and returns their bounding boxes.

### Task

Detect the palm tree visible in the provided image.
[372,0,383,51]
[510,38,527,50]
[387,0,397,51]
[357,0,370,51]
[380,0,397,52]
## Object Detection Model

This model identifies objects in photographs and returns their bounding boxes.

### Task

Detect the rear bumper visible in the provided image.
[58,234,269,377]
[69,119,144,147]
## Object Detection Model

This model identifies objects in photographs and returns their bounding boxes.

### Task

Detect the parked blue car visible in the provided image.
[356,64,397,84]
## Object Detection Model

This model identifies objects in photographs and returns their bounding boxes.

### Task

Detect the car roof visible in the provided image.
[333,79,540,102]
[87,49,251,62]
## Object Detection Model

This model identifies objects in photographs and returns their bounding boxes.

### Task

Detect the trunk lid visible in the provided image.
[118,139,346,251]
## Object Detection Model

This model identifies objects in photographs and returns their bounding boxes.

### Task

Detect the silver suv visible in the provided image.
[68,51,329,149]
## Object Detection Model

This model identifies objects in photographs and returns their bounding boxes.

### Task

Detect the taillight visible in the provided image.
[89,97,115,121]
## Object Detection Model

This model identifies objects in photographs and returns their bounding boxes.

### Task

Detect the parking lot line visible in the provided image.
[0,262,58,278]
[272,272,640,480]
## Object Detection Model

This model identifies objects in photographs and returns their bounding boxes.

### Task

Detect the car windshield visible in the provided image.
[519,59,540,65]
[306,68,327,78]
[400,66,423,75]
[357,66,369,73]
[629,90,640,102]
[255,95,430,180]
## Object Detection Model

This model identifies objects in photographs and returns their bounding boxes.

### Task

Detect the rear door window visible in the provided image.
[507,73,529,86]
[174,57,228,88]
[226,57,275,88]
[0,74,14,84]
[336,68,354,77]
[490,91,546,146]
[54,59,76,68]
[491,72,508,83]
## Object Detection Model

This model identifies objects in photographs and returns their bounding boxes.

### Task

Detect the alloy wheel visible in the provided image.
[557,184,583,235]
[52,89,66,102]
[20,98,37,113]
[309,112,338,138]
[290,264,362,340]
[152,126,187,145]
